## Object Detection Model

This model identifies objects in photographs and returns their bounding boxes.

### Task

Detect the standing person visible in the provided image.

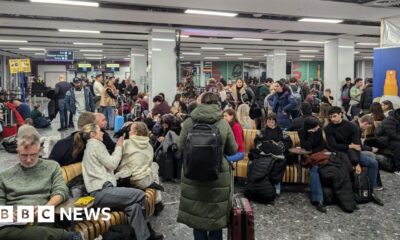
[321,89,334,106]
[360,78,373,115]
[267,81,297,129]
[341,77,353,113]
[223,109,245,162]
[301,81,310,101]
[93,74,104,112]
[80,123,163,240]
[217,82,227,109]
[54,74,71,131]
[131,80,139,101]
[177,92,237,240]
[65,77,95,128]
[230,78,255,109]
[349,78,364,119]
[310,78,322,98]
[100,79,117,130]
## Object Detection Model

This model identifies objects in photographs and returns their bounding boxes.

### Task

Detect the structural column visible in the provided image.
[1,55,7,90]
[130,49,148,93]
[148,29,177,105]
[324,38,355,105]
[266,49,286,81]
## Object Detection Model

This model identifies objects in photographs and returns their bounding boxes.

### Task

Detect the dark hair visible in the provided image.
[266,113,277,122]
[382,100,394,110]
[289,77,298,83]
[325,88,331,93]
[158,93,165,101]
[370,102,385,121]
[328,106,342,116]
[96,74,102,79]
[301,102,312,116]
[366,78,373,84]
[153,95,163,103]
[187,101,198,113]
[201,92,220,105]
[174,93,182,102]
[345,77,351,81]
[266,78,274,84]
[355,78,363,84]
[359,115,374,125]
[223,108,238,125]
[275,80,291,93]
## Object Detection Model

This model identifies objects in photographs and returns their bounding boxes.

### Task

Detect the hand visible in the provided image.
[282,111,287,116]
[372,147,378,153]
[116,137,124,147]
[349,143,361,151]
[354,164,362,174]
[158,136,165,143]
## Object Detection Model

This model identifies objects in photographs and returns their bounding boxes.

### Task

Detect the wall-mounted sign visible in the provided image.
[9,59,31,73]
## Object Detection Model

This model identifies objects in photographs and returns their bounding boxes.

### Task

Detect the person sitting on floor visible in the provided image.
[80,123,163,240]
[49,112,96,166]
[0,126,80,240]
[12,99,31,120]
[298,117,327,212]
[30,105,51,128]
[116,121,164,215]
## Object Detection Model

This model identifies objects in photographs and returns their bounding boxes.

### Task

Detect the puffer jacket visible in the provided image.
[267,90,297,129]
[177,104,237,230]
[359,84,373,110]
[381,109,400,143]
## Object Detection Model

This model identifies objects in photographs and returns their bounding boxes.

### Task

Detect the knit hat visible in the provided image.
[303,117,320,131]
[17,125,41,139]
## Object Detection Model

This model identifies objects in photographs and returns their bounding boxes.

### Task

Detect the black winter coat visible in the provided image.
[381,110,400,143]
[359,84,373,110]
[318,152,356,213]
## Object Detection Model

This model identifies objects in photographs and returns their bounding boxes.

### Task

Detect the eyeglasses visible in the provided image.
[19,153,39,160]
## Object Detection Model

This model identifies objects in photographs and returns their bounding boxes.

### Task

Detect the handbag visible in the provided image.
[302,150,330,168]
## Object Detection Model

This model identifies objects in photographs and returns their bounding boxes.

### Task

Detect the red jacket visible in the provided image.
[232,122,244,152]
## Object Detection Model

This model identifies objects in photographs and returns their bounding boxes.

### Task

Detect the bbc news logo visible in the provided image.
[0,206,111,223]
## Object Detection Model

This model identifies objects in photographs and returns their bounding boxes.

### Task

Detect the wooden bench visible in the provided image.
[233,130,310,184]
[61,162,157,240]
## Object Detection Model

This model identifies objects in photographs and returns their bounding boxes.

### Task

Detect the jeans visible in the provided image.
[359,151,378,189]
[103,106,115,129]
[310,166,323,202]
[90,182,150,240]
[274,182,281,194]
[58,98,68,129]
[193,229,222,240]
[227,152,245,162]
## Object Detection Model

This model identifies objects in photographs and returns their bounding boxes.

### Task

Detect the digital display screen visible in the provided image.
[77,63,92,72]
[45,50,74,62]
[106,63,120,72]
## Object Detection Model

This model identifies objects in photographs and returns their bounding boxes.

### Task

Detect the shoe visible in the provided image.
[394,171,400,176]
[153,202,165,216]
[68,124,74,128]
[147,222,164,240]
[57,127,66,131]
[371,193,384,206]
[375,186,384,191]
[313,201,327,213]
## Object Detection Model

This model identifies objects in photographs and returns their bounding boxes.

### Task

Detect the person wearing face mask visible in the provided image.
[267,80,298,130]
[230,78,255,109]
[80,123,164,240]
[65,77,95,129]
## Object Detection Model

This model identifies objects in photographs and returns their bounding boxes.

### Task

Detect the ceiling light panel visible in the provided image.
[185,9,237,17]
[74,42,103,45]
[299,49,319,52]
[59,29,100,34]
[232,38,263,41]
[201,47,224,50]
[225,53,243,56]
[31,0,99,7]
[182,52,201,55]
[80,49,103,52]
[152,38,175,42]
[0,40,28,43]
[19,47,46,51]
[299,40,325,44]
[298,18,343,24]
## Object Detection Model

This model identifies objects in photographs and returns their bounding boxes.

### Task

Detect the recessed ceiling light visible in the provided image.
[74,42,103,46]
[80,49,103,52]
[299,55,315,58]
[339,45,354,49]
[298,18,343,24]
[123,58,131,60]
[152,48,162,52]
[299,49,319,52]
[204,57,220,59]
[152,38,175,42]
[178,35,190,38]
[131,54,145,57]
[363,56,374,59]
[264,54,274,57]
[185,9,237,17]
[232,38,263,41]
[201,47,224,50]
[182,52,201,55]
[356,42,379,46]
[0,40,28,43]
[299,59,312,61]
[84,54,103,57]
[299,40,324,44]
[238,57,253,60]
[180,56,184,59]
[59,29,100,34]
[34,53,45,55]
[86,57,102,60]
[19,47,46,51]
[354,51,360,54]
[225,53,243,56]
[30,0,99,7]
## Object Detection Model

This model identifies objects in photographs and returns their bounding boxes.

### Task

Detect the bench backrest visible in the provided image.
[61,162,82,183]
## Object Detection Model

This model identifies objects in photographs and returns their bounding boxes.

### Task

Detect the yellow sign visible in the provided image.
[106,64,119,68]
[78,63,92,68]
[9,59,31,73]
[19,59,31,73]
[9,59,20,74]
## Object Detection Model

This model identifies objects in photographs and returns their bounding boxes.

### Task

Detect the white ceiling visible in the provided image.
[0,0,397,62]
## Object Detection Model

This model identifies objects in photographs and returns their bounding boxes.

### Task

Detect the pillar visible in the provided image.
[148,29,177,105]
[1,55,7,90]
[130,49,148,93]
[324,38,355,105]
[266,49,287,81]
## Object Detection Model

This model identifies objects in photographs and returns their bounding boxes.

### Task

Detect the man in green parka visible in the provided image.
[177,92,238,240]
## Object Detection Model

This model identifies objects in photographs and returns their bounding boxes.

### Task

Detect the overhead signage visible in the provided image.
[45,50,74,62]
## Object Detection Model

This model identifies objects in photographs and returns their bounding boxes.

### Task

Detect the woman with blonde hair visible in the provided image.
[230,79,255,109]
[318,103,330,127]
[100,79,118,130]
[236,104,256,129]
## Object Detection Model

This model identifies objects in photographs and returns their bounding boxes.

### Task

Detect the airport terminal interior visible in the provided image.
[1,0,400,240]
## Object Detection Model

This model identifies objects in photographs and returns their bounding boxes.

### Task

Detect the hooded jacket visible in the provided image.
[177,104,237,230]
[117,135,154,182]
[381,109,400,142]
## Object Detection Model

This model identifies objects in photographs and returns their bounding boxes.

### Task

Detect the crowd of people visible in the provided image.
[0,73,399,240]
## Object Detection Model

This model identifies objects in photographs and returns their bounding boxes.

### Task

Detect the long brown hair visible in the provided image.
[72,123,98,160]
[223,108,239,126]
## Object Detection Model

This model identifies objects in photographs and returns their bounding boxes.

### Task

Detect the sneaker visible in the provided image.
[313,201,327,213]
[394,171,400,176]
[375,186,384,191]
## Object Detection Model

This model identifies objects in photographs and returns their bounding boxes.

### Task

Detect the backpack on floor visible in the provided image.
[183,120,222,181]
[2,135,17,153]
[375,154,394,172]
[353,167,372,204]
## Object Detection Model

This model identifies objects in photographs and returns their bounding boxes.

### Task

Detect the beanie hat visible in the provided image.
[303,117,320,131]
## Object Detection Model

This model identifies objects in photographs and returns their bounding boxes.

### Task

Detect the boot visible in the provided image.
[147,222,164,240]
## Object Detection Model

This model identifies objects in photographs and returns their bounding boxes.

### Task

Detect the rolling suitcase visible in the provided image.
[228,194,255,240]
[2,107,17,138]
[114,116,124,132]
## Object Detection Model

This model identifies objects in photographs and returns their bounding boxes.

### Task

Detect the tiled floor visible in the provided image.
[1,122,400,240]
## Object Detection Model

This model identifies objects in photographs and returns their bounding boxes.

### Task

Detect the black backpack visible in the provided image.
[183,120,222,181]
[353,167,372,204]
[2,135,17,153]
